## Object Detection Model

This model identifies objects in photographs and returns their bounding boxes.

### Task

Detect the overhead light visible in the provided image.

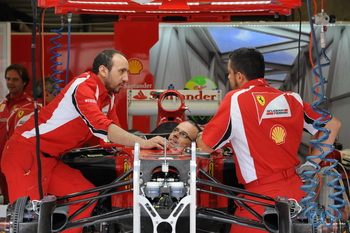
[212,1,271,5]
[131,0,155,4]
[143,2,199,5]
[81,9,135,12]
[146,11,200,13]
[143,2,162,5]
[211,9,268,12]
[143,1,199,4]
[68,0,128,4]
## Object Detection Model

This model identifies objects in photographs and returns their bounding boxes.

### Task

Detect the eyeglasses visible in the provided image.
[172,127,193,141]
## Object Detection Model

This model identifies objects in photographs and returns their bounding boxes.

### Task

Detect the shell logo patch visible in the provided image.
[270,125,286,145]
[17,110,25,118]
[256,95,265,106]
[0,104,5,112]
[128,59,143,75]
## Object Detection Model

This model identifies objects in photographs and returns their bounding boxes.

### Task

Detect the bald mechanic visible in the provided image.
[196,47,341,233]
[168,120,202,148]
[2,49,167,233]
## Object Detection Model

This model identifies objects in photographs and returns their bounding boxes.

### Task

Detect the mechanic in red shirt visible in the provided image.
[2,49,167,233]
[0,64,33,201]
[196,47,341,233]
[6,76,59,139]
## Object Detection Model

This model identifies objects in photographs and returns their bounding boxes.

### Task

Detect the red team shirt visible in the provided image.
[0,92,34,154]
[1,72,118,231]
[6,102,39,139]
[13,72,120,157]
[0,92,34,198]
[202,78,322,185]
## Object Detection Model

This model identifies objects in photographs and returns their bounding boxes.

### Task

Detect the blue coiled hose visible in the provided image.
[49,16,65,96]
[300,0,346,227]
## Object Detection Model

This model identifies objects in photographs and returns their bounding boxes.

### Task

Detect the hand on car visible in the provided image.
[140,136,169,150]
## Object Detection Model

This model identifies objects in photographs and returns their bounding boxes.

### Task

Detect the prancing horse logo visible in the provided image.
[256,95,265,106]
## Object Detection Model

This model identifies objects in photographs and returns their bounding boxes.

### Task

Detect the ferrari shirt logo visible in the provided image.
[17,110,25,118]
[253,92,291,125]
[256,95,265,106]
[0,104,5,112]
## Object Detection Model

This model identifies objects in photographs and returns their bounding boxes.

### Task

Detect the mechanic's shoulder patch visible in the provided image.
[18,110,25,118]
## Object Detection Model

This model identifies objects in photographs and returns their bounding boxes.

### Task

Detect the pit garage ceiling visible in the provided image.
[38,0,302,21]
[152,22,312,91]
[206,23,311,86]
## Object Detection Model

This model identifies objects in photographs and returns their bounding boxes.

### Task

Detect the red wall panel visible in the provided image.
[11,33,115,90]
[11,24,159,132]
[114,21,159,132]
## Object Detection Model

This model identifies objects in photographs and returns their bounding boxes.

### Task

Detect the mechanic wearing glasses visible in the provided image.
[168,120,202,148]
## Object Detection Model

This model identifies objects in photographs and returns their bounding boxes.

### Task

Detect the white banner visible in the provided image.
[127,89,221,116]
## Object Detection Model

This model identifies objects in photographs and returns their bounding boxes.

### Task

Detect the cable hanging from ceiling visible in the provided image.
[300,0,345,228]
[49,15,65,96]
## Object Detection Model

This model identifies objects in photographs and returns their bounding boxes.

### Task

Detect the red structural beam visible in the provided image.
[37,0,301,22]
[38,0,301,17]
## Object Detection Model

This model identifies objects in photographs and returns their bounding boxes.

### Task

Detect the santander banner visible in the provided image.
[128,89,221,117]
[130,89,221,101]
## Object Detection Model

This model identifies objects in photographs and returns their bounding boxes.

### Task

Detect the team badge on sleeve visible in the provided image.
[18,110,25,118]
